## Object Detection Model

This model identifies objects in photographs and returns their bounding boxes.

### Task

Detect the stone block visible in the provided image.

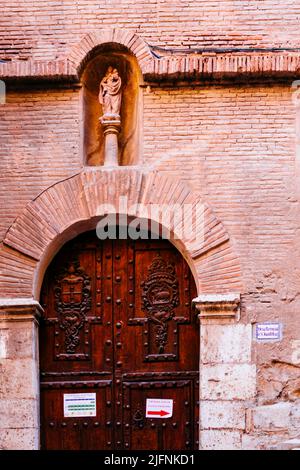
[291,401,300,427]
[200,324,252,364]
[0,399,38,428]
[275,439,300,451]
[201,430,242,450]
[200,401,246,429]
[5,323,35,359]
[0,358,39,399]
[241,434,259,450]
[201,364,256,400]
[0,428,39,450]
[252,402,291,430]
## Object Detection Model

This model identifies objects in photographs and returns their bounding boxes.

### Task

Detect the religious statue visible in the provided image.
[99,66,122,166]
[99,66,122,118]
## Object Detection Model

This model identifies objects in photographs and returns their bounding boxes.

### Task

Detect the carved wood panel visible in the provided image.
[126,241,195,364]
[40,232,199,450]
[53,255,92,360]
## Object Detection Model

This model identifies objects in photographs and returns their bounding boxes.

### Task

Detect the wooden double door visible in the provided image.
[40,231,199,450]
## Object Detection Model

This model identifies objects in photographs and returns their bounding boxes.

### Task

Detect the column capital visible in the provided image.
[100,115,121,127]
[193,293,241,323]
[0,298,43,323]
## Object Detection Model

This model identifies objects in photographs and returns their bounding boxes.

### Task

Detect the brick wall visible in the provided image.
[1,83,296,273]
[1,0,300,451]
[1,1,300,61]
[0,86,81,239]
[143,85,296,287]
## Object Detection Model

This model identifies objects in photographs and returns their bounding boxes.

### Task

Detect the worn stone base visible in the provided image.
[0,299,41,450]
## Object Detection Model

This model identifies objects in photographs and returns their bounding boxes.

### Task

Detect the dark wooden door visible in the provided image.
[40,231,199,450]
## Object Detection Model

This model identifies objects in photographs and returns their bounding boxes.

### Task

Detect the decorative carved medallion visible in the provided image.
[54,256,92,356]
[141,254,179,354]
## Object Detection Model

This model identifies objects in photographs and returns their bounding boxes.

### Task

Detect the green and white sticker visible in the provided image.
[63,393,96,418]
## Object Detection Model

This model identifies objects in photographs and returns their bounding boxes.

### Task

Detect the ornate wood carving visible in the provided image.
[141,254,180,359]
[54,256,92,359]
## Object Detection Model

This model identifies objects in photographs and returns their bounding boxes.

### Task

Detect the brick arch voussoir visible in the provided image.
[69,28,154,76]
[1,169,243,299]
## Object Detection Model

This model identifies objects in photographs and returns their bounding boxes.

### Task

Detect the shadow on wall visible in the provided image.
[80,43,142,166]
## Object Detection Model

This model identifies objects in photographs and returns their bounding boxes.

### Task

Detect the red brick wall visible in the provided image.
[143,84,296,290]
[1,1,300,450]
[0,87,81,239]
[0,82,296,292]
[1,1,300,61]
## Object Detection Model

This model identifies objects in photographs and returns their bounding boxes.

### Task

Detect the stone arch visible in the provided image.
[0,169,243,300]
[69,28,154,77]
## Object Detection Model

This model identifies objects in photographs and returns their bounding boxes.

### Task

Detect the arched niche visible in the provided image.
[81,44,143,166]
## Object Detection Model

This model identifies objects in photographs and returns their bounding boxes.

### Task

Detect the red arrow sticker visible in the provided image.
[146,399,173,419]
[147,410,169,417]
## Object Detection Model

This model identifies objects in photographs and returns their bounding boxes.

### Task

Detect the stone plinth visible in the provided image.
[0,298,43,450]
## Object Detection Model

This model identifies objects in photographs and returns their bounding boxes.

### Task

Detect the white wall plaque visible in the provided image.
[63,393,96,417]
[255,322,282,342]
[146,398,173,418]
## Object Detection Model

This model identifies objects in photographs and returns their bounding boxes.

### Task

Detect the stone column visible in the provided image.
[0,299,43,450]
[193,294,256,450]
[100,117,121,167]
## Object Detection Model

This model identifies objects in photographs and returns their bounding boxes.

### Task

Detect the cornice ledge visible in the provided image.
[193,293,240,321]
[1,52,300,82]
[0,298,43,321]
[143,52,300,82]
[0,59,77,81]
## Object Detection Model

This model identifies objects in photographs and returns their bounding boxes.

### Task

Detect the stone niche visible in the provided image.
[81,44,142,166]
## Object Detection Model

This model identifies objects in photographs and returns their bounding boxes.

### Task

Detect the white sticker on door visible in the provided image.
[63,393,96,417]
[146,398,173,418]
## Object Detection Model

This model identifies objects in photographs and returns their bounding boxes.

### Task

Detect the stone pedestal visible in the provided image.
[0,299,43,450]
[192,293,256,450]
[100,116,121,167]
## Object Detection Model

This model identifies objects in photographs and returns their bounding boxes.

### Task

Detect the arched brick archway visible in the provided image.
[0,168,246,451]
[0,168,243,301]
[69,28,154,77]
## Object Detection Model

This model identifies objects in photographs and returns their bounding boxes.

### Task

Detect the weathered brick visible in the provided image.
[1,2,300,61]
